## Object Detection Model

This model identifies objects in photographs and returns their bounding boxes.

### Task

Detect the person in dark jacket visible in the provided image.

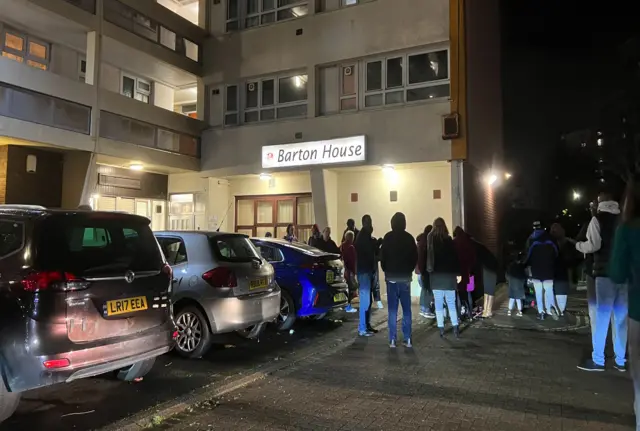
[525,222,558,320]
[506,258,526,316]
[572,191,627,372]
[550,223,577,316]
[381,212,417,348]
[308,224,321,248]
[342,219,360,243]
[314,227,340,254]
[355,214,378,336]
[474,238,500,318]
[453,227,478,319]
[372,237,383,309]
[426,217,461,338]
[416,225,435,318]
[340,230,358,314]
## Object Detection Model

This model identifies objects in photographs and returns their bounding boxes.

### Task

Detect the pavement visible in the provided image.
[2,290,636,431]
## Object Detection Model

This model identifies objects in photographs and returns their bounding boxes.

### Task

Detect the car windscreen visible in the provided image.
[35,214,163,276]
[209,235,261,263]
[0,219,24,259]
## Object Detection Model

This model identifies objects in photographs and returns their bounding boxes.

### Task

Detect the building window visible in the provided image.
[224,73,308,126]
[235,194,314,240]
[226,0,309,32]
[1,29,50,71]
[318,48,449,115]
[121,73,151,103]
[79,57,87,82]
[365,49,449,107]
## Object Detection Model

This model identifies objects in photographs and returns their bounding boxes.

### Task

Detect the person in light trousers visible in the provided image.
[380,212,417,348]
[573,191,627,372]
[525,221,558,320]
[426,218,461,338]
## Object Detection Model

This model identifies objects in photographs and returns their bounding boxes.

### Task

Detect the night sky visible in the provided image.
[501,0,639,219]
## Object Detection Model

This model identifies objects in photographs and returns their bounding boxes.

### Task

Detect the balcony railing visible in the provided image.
[100,111,199,157]
[0,82,91,134]
[63,0,96,14]
[103,0,199,63]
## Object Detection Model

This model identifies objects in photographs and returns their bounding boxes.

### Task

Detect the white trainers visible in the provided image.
[507,310,512,316]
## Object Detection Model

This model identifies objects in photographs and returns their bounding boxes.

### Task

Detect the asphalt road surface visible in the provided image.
[1,312,361,431]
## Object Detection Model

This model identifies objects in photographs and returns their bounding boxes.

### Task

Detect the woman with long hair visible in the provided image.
[426,217,461,338]
[283,224,297,242]
[416,225,435,318]
[340,230,358,314]
[610,178,639,426]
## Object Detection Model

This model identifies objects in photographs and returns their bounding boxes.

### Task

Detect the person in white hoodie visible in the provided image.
[570,192,628,372]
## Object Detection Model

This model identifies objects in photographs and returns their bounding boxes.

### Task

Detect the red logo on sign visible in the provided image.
[267,153,274,159]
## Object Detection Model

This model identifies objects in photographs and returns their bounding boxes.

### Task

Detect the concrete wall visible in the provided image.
[205,0,449,79]
[61,150,93,209]
[50,43,81,81]
[202,101,451,175]
[154,82,176,111]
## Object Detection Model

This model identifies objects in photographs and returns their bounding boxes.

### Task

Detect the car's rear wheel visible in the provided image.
[0,381,20,423]
[174,306,212,359]
[115,358,156,382]
[276,291,297,331]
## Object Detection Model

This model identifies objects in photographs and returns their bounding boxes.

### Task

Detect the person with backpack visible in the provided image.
[380,212,417,348]
[525,221,558,320]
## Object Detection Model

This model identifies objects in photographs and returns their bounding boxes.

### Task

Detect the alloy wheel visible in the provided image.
[278,297,290,324]
[176,311,202,353]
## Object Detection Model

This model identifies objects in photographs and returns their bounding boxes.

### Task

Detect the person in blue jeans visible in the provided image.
[355,215,379,337]
[380,212,418,348]
[426,217,461,338]
[572,191,628,372]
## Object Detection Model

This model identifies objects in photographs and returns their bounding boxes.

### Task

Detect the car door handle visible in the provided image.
[172,278,178,283]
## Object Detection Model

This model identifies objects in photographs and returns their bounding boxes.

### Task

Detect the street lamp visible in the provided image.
[573,190,581,201]
[504,172,512,179]
[487,174,498,186]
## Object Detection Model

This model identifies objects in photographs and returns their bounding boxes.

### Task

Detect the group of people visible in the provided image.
[297,213,499,347]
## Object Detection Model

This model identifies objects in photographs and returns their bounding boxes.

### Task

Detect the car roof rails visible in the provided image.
[0,204,47,210]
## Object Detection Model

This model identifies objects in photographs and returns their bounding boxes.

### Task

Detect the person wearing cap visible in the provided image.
[525,221,558,320]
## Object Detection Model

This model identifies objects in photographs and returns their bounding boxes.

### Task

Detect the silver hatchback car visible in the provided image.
[155,231,280,358]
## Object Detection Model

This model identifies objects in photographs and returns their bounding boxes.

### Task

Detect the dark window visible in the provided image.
[226,85,238,111]
[386,57,403,88]
[209,235,261,262]
[366,61,382,91]
[408,50,448,84]
[254,244,283,262]
[261,79,275,106]
[0,220,24,258]
[278,75,307,104]
[36,215,162,275]
[158,237,188,265]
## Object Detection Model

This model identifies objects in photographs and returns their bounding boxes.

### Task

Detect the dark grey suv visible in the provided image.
[0,206,175,423]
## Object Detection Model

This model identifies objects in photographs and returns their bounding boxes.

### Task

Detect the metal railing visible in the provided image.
[0,82,91,134]
[100,111,199,157]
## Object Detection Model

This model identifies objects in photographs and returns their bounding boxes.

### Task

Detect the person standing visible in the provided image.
[609,179,639,425]
[284,224,297,242]
[474,238,500,318]
[453,227,477,319]
[355,215,378,336]
[417,225,435,318]
[315,227,340,254]
[426,218,461,338]
[380,212,417,348]
[342,219,360,243]
[506,258,526,316]
[550,223,576,316]
[525,221,558,320]
[372,238,384,309]
[340,231,358,314]
[308,224,321,248]
[573,191,627,372]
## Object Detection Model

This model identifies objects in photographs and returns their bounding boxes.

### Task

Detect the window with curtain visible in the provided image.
[235,194,313,239]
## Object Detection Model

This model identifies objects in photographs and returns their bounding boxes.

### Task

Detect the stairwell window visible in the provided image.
[1,29,49,71]
[224,73,307,126]
[226,0,309,32]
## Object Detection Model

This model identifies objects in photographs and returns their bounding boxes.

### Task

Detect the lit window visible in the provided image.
[224,73,308,126]
[2,29,49,71]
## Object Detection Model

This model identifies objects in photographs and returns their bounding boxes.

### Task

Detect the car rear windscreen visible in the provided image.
[285,241,337,257]
[209,235,261,262]
[35,215,163,275]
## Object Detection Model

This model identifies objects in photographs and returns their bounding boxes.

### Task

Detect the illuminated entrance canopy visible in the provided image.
[262,135,366,169]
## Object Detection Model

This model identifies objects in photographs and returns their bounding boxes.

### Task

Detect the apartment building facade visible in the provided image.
[0,0,502,264]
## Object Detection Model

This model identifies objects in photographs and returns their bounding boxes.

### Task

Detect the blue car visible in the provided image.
[250,238,349,330]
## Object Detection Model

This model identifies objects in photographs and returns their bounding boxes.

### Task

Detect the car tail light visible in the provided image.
[21,271,89,293]
[202,267,237,288]
[43,358,70,369]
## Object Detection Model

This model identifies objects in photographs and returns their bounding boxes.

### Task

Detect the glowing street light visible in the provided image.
[487,174,498,186]
[573,190,581,201]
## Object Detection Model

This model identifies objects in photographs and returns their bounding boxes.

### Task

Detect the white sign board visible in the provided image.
[262,136,366,169]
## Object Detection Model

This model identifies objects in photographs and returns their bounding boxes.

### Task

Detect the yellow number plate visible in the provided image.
[106,296,148,316]
[326,271,335,284]
[250,278,268,290]
[333,293,347,303]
